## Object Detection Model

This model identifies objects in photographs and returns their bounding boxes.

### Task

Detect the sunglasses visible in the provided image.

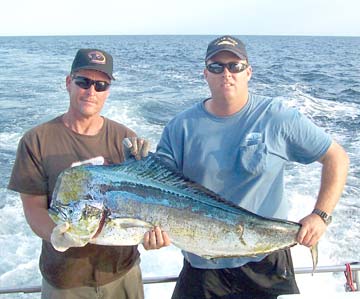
[206,62,248,74]
[72,76,111,92]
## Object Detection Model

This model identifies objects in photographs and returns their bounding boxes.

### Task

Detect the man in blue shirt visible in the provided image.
[156,35,349,298]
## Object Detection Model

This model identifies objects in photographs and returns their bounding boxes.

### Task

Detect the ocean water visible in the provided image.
[0,35,359,298]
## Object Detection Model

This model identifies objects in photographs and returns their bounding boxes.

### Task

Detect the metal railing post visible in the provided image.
[353,266,359,291]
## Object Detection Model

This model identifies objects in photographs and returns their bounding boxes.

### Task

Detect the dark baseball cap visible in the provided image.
[71,49,115,80]
[205,35,248,62]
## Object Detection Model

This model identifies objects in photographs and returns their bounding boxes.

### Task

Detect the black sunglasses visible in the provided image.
[206,62,248,74]
[72,76,111,92]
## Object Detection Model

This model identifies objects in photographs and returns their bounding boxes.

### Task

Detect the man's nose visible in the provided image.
[87,84,97,94]
[222,67,232,77]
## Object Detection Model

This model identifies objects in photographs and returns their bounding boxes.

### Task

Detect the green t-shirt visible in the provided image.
[8,115,140,288]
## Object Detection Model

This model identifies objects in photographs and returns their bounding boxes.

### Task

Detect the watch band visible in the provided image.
[312,208,332,225]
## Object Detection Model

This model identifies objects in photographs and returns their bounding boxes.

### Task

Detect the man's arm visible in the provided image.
[20,193,55,242]
[21,193,108,251]
[297,141,349,247]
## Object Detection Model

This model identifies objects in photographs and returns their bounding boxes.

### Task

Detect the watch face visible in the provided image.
[325,215,332,224]
[313,209,332,225]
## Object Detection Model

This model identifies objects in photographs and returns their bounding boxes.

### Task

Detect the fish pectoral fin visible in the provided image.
[237,223,247,246]
[91,218,152,246]
[112,218,153,229]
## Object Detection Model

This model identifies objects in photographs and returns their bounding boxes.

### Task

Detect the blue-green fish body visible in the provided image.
[50,153,315,265]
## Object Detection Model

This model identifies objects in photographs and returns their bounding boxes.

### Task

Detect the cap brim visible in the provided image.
[72,66,115,80]
[206,48,247,62]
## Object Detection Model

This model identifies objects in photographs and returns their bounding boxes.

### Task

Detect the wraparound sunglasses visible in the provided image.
[206,62,248,74]
[72,76,111,92]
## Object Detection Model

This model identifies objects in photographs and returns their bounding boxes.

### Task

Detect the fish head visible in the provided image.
[50,165,107,239]
[49,199,106,240]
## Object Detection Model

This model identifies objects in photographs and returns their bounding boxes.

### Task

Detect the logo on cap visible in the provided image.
[87,51,106,65]
[216,37,238,47]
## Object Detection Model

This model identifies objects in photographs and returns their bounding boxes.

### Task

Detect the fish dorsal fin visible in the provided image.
[111,153,258,216]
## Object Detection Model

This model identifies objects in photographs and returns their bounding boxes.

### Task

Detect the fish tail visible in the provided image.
[310,243,319,275]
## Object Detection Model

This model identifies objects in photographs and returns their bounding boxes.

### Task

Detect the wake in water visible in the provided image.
[0,35,359,298]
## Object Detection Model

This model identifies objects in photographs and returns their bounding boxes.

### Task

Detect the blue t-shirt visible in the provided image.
[156,93,332,269]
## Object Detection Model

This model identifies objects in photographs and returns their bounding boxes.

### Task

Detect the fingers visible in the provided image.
[162,230,171,246]
[122,138,133,160]
[122,137,151,160]
[297,214,327,247]
[122,137,133,149]
[131,137,141,160]
[140,139,150,158]
[143,227,171,250]
[297,226,317,247]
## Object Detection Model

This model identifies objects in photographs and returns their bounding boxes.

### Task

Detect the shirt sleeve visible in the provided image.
[156,124,180,171]
[278,109,332,164]
[8,132,48,195]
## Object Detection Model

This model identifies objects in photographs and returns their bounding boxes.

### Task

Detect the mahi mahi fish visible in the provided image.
[49,153,318,269]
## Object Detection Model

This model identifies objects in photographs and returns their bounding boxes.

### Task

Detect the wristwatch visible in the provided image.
[312,208,332,225]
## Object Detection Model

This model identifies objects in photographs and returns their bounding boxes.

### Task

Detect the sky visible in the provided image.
[1,0,360,37]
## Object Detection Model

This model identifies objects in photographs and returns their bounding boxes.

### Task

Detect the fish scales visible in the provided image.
[50,153,315,265]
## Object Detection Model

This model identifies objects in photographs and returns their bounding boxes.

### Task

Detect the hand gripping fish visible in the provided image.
[49,153,318,271]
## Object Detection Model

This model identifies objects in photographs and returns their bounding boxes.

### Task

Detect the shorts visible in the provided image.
[172,249,299,299]
[41,263,144,299]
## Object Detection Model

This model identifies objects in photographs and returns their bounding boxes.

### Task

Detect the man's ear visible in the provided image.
[65,75,72,92]
[246,65,252,82]
[203,68,209,81]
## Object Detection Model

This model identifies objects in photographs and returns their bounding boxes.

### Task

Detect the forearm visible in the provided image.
[21,193,56,242]
[315,141,349,214]
[25,207,56,242]
[297,142,349,246]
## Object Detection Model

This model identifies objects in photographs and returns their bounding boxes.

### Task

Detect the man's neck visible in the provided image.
[62,112,104,136]
[205,93,249,117]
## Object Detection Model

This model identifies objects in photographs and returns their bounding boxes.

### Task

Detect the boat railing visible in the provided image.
[0,263,358,295]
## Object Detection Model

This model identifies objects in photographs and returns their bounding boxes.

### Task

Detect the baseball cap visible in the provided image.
[205,35,248,62]
[71,49,115,80]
